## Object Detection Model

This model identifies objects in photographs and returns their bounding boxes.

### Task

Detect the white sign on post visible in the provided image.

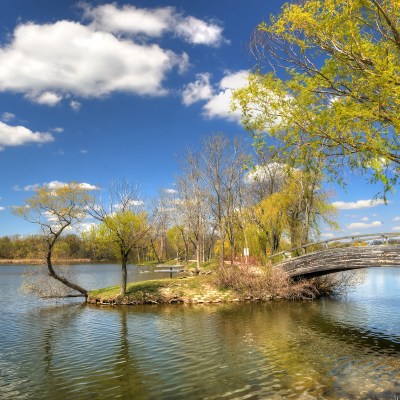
[243,247,249,257]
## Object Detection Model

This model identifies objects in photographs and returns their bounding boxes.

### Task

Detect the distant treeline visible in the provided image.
[0,234,92,261]
[0,233,196,263]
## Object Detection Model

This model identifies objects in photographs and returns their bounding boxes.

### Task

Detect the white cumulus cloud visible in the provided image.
[321,232,335,238]
[181,73,213,106]
[0,20,187,103]
[82,3,174,37]
[22,184,40,191]
[392,226,400,231]
[46,181,98,191]
[70,100,81,111]
[203,70,248,122]
[2,112,15,122]
[0,121,53,150]
[174,16,225,46]
[29,91,62,106]
[0,206,5,211]
[15,181,99,191]
[52,127,64,133]
[332,199,386,210]
[183,70,283,125]
[163,188,178,194]
[82,3,226,46]
[245,163,288,184]
[113,199,144,210]
[346,221,383,229]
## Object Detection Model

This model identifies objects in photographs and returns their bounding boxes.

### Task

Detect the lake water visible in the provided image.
[0,264,399,399]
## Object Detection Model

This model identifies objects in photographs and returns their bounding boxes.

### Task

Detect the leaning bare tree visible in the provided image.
[14,183,93,297]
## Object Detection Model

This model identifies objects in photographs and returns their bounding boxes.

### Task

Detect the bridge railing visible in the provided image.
[268,232,400,263]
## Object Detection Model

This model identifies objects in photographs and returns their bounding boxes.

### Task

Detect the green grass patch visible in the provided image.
[87,275,234,305]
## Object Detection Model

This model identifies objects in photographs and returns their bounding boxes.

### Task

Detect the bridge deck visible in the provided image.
[275,245,400,278]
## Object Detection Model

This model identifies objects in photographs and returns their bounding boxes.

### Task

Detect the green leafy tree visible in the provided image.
[251,192,287,255]
[280,169,338,250]
[248,167,337,255]
[13,183,93,297]
[88,211,148,295]
[0,236,12,259]
[166,225,186,262]
[87,182,150,296]
[234,0,400,193]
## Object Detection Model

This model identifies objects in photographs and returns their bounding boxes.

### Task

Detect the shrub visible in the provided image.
[213,265,318,300]
[21,264,79,298]
[309,270,366,297]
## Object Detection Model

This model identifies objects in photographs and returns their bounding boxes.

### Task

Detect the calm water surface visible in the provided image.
[0,264,399,399]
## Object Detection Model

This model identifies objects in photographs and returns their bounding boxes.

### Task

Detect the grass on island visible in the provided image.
[88,261,352,305]
[137,259,218,269]
[88,275,236,305]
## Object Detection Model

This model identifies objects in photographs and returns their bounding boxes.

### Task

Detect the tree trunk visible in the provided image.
[121,256,128,296]
[159,235,165,262]
[136,248,141,264]
[201,232,205,263]
[243,229,249,266]
[150,238,162,263]
[182,236,189,264]
[195,241,201,274]
[46,250,88,297]
[271,231,280,254]
[219,230,225,268]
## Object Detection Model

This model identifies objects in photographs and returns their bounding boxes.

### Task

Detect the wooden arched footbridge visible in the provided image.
[270,233,400,278]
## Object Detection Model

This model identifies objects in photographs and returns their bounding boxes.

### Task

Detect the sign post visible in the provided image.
[243,247,249,265]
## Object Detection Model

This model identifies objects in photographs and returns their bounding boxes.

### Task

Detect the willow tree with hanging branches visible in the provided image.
[234,0,400,194]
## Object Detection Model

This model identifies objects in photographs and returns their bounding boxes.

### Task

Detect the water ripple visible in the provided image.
[0,265,399,399]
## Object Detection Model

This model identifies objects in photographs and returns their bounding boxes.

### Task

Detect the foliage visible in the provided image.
[166,225,186,260]
[310,270,366,296]
[213,265,319,300]
[176,149,209,271]
[86,181,151,295]
[21,265,80,298]
[234,0,400,194]
[247,167,337,256]
[0,233,97,261]
[252,192,287,253]
[13,183,92,236]
[88,211,148,262]
[13,183,93,296]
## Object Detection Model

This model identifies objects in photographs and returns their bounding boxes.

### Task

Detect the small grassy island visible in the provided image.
[86,263,350,306]
[87,275,238,305]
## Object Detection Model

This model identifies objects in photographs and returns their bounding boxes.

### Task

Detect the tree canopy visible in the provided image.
[234,0,400,193]
[86,182,150,295]
[13,183,93,296]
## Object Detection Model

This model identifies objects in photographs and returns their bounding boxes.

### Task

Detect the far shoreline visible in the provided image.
[0,258,94,265]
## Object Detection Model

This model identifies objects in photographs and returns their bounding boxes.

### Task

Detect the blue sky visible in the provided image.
[0,0,399,238]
